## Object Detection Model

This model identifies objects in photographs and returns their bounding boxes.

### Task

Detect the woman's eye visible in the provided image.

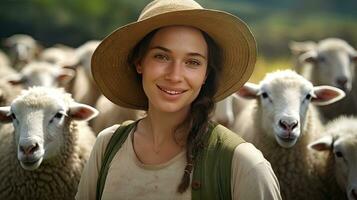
[261,92,269,99]
[154,54,168,61]
[186,60,201,66]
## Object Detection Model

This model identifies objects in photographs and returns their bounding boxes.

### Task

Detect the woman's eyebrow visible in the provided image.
[150,46,206,59]
[149,46,170,52]
[187,52,206,60]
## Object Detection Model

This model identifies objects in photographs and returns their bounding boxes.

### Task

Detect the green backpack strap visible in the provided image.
[96,120,137,200]
[192,122,245,200]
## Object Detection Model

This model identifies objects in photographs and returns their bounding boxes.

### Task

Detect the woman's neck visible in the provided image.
[139,107,189,150]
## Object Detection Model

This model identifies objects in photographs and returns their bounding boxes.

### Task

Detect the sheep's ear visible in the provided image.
[289,41,316,55]
[68,103,99,121]
[56,67,75,85]
[237,82,260,99]
[312,86,345,106]
[351,50,357,63]
[299,50,318,64]
[308,136,333,151]
[5,74,25,85]
[0,106,12,123]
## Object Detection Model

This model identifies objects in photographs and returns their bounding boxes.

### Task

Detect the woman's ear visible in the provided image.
[135,61,142,74]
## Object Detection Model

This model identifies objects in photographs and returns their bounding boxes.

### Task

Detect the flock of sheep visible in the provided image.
[0,34,356,200]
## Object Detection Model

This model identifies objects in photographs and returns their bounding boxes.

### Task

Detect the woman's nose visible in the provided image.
[165,61,183,81]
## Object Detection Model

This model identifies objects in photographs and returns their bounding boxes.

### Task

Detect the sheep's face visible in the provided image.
[333,135,357,200]
[21,65,61,88]
[259,78,313,148]
[0,88,97,171]
[10,95,68,171]
[5,35,38,65]
[309,129,357,200]
[301,39,357,93]
[239,70,345,148]
[313,49,355,93]
[7,62,75,88]
[39,48,67,65]
[2,87,98,171]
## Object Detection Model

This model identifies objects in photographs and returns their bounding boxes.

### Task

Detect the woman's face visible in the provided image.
[136,26,208,114]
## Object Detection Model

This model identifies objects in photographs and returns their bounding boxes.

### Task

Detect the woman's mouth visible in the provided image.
[157,85,186,95]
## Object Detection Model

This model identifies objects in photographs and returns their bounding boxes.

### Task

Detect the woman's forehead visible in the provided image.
[148,26,208,56]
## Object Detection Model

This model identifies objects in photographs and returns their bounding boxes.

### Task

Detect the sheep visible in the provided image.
[38,46,78,67]
[212,96,235,128]
[0,50,17,78]
[309,116,357,200]
[0,50,10,66]
[232,70,345,200]
[291,38,357,120]
[92,95,145,134]
[64,40,101,107]
[74,40,100,79]
[4,34,42,70]
[5,61,75,89]
[0,87,98,199]
[0,79,21,106]
[212,94,250,129]
[289,40,316,76]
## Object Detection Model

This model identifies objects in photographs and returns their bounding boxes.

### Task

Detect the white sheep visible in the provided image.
[5,61,75,89]
[64,40,101,107]
[0,50,17,78]
[4,34,42,70]
[291,38,357,120]
[212,96,235,128]
[233,70,345,199]
[0,87,98,199]
[212,94,250,129]
[309,116,357,200]
[0,50,10,66]
[289,40,316,76]
[38,45,78,67]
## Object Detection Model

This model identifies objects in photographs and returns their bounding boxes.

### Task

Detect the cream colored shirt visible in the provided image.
[76,125,281,200]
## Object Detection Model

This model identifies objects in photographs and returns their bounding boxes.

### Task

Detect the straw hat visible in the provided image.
[92,0,257,110]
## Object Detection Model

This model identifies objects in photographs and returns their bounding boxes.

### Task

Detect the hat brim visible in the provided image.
[92,9,256,110]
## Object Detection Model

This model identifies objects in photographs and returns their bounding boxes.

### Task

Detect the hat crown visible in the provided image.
[139,0,203,21]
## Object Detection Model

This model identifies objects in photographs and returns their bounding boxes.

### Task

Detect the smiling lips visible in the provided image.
[157,85,187,95]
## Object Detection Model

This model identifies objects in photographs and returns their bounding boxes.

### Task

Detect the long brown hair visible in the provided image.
[128,27,222,193]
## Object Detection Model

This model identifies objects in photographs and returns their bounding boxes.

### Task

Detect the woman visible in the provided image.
[76,0,282,199]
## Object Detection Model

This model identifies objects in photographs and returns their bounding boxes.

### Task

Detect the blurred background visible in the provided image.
[1,0,356,82]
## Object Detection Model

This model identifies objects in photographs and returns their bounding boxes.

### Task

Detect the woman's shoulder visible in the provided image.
[232,142,273,177]
[97,124,121,140]
[94,124,121,151]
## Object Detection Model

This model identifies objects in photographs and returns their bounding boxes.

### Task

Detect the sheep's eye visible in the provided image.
[10,113,16,120]
[261,92,269,99]
[54,112,63,119]
[305,94,312,100]
[335,151,343,158]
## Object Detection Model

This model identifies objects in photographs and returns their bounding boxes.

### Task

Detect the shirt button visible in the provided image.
[191,180,201,190]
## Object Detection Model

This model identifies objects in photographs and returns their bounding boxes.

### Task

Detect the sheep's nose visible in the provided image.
[336,77,348,90]
[20,143,39,156]
[279,119,298,132]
